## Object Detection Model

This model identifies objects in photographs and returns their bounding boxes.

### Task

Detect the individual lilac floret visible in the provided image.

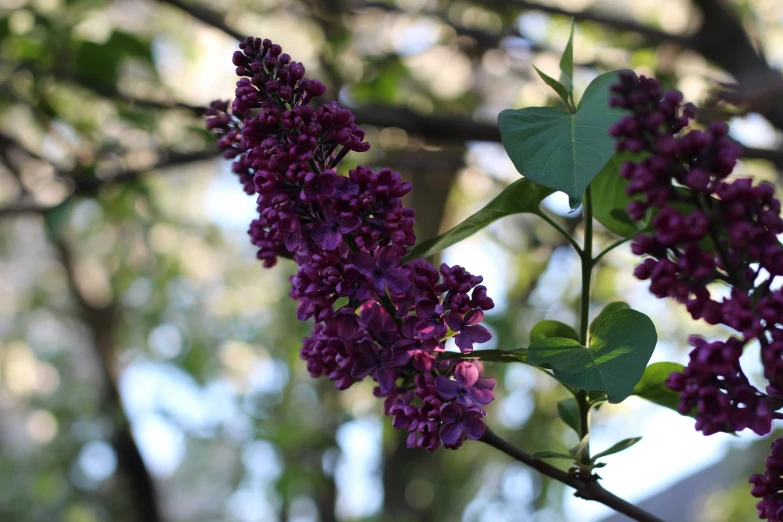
[207,36,497,452]
[349,247,410,294]
[446,310,492,353]
[439,403,487,449]
[436,361,496,406]
[750,438,783,522]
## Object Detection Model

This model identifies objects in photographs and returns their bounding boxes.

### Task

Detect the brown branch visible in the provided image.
[687,0,783,131]
[481,427,666,522]
[53,238,163,522]
[491,0,686,45]
[158,0,246,41]
[0,139,220,216]
[145,0,783,167]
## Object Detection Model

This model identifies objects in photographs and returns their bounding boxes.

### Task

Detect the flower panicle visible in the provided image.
[206,37,496,451]
[611,72,783,520]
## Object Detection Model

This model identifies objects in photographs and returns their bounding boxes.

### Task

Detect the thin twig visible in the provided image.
[480,427,665,522]
[0,145,220,217]
[53,238,163,522]
[158,0,246,41]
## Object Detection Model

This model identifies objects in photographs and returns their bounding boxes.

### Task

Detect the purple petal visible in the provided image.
[401,317,417,339]
[387,348,412,368]
[351,343,379,378]
[412,352,435,372]
[438,402,461,422]
[312,222,342,250]
[349,252,377,274]
[435,375,459,399]
[336,316,358,340]
[445,312,464,332]
[376,246,401,271]
[415,299,436,319]
[322,206,340,226]
[462,417,486,440]
[455,362,479,388]
[375,367,397,395]
[297,300,315,321]
[439,422,464,446]
[338,214,362,234]
[464,309,485,325]
[465,325,492,344]
[384,269,411,294]
[465,387,494,406]
[455,332,474,353]
[474,376,496,391]
[285,232,299,252]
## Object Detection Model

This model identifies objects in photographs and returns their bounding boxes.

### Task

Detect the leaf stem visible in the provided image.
[536,211,583,255]
[592,233,634,267]
[577,186,594,461]
[579,187,593,345]
[480,428,666,522]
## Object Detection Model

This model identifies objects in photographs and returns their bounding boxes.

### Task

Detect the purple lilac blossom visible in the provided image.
[610,72,783,520]
[751,438,783,522]
[609,72,783,435]
[207,37,496,451]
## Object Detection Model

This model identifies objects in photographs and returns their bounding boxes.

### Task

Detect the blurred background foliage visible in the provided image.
[2,0,783,521]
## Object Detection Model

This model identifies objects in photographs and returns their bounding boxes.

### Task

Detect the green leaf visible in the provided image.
[559,21,575,95]
[557,398,581,434]
[42,199,73,239]
[533,66,570,110]
[588,301,630,340]
[498,70,631,208]
[403,178,553,262]
[592,437,642,461]
[438,349,528,364]
[530,320,579,343]
[631,362,684,412]
[527,309,657,403]
[107,30,154,64]
[591,152,647,236]
[74,41,119,90]
[531,450,574,461]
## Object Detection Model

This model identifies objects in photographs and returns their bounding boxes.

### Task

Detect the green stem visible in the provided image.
[536,211,583,255]
[592,234,634,267]
[577,186,594,462]
[579,188,593,344]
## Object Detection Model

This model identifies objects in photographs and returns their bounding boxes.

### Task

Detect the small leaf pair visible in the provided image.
[527,303,657,404]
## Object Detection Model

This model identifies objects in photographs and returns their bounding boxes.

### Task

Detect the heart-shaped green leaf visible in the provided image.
[403,178,553,262]
[591,152,648,237]
[557,398,581,435]
[631,361,685,412]
[527,309,657,403]
[588,301,629,340]
[592,437,642,461]
[498,70,631,208]
[530,320,579,343]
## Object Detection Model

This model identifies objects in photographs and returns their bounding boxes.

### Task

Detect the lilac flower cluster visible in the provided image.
[751,439,783,522]
[610,72,783,519]
[207,37,497,451]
